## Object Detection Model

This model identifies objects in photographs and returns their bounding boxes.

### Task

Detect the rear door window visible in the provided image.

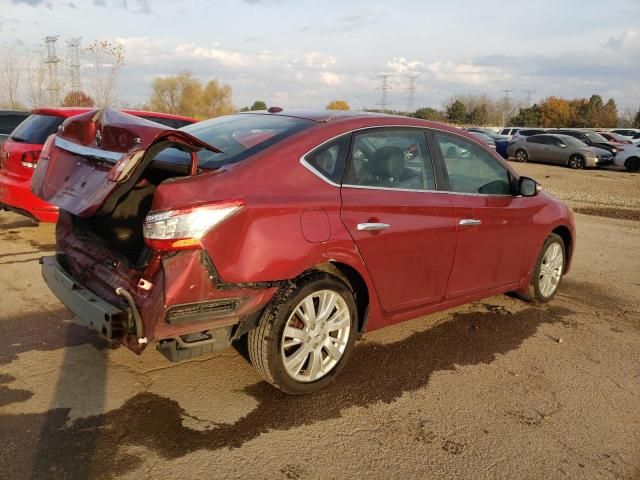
[9,114,64,144]
[345,128,435,191]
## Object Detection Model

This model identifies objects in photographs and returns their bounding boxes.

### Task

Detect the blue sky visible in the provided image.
[1,0,639,114]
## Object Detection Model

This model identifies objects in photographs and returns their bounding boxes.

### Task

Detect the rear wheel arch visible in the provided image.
[309,261,369,334]
[624,156,640,172]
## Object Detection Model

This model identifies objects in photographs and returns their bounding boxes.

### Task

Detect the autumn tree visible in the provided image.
[62,91,95,107]
[538,96,571,127]
[200,80,235,118]
[147,71,234,119]
[634,108,640,128]
[85,40,125,107]
[326,100,349,110]
[26,55,47,108]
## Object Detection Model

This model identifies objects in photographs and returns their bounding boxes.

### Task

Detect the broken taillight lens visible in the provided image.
[143,200,244,251]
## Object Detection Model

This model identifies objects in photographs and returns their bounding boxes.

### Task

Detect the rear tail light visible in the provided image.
[143,200,244,251]
[20,150,41,169]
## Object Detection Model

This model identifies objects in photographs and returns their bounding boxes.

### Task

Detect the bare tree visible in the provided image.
[27,55,48,108]
[84,40,125,108]
[0,46,25,109]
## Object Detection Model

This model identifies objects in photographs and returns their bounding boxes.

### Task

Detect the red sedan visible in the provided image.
[0,107,196,222]
[33,108,575,394]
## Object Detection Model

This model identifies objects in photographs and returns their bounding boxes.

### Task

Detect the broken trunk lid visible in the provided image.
[30,108,219,218]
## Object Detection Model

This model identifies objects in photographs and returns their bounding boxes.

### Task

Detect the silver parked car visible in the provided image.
[507,133,614,169]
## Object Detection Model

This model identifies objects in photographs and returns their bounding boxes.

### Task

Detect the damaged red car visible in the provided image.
[34,108,575,394]
[0,107,196,223]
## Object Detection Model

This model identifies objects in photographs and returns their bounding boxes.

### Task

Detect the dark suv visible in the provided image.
[0,110,29,146]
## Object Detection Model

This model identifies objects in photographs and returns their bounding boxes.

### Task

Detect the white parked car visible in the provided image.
[611,143,640,172]
[610,128,640,139]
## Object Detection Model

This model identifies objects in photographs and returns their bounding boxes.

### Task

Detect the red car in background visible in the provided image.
[34,108,575,394]
[0,107,196,222]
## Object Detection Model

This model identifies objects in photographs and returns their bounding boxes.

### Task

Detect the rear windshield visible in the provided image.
[584,131,608,143]
[156,114,315,168]
[139,115,193,129]
[9,114,64,145]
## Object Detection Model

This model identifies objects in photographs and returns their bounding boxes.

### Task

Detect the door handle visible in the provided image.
[459,218,482,226]
[357,222,390,231]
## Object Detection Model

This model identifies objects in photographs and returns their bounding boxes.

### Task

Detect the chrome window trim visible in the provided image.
[54,136,122,163]
[298,124,516,198]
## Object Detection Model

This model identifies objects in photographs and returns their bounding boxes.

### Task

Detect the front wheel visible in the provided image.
[514,149,528,163]
[625,157,639,173]
[568,155,585,169]
[518,233,566,303]
[248,272,357,394]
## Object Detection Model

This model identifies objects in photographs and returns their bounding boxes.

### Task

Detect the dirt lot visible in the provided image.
[0,161,639,479]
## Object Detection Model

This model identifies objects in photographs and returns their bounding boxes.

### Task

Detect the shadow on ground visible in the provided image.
[0,304,572,479]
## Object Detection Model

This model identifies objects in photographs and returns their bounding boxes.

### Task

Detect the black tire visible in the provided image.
[514,149,528,163]
[248,271,358,394]
[625,157,640,173]
[568,155,585,169]
[517,233,566,303]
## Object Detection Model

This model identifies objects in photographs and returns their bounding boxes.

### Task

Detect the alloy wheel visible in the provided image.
[281,290,351,383]
[538,242,564,298]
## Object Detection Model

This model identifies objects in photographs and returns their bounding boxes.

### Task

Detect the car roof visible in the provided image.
[242,109,393,123]
[30,107,197,122]
[0,109,29,115]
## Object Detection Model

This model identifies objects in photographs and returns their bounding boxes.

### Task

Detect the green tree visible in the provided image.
[412,107,442,121]
[326,100,350,110]
[446,100,467,124]
[467,104,488,125]
[250,100,267,111]
[509,104,540,127]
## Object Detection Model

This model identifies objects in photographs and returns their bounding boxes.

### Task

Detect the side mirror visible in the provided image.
[519,176,538,197]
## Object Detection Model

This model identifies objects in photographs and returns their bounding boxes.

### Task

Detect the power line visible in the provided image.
[44,35,61,105]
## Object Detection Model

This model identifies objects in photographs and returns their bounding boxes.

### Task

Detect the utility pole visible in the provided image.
[405,73,419,113]
[44,35,61,106]
[67,37,81,95]
[501,89,512,126]
[376,73,392,111]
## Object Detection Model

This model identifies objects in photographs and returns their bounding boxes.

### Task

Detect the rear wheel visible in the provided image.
[248,272,357,394]
[518,233,566,303]
[625,157,639,173]
[568,155,584,169]
[514,149,528,163]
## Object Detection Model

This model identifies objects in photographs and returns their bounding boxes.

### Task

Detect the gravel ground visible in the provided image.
[0,168,639,479]
[508,161,640,220]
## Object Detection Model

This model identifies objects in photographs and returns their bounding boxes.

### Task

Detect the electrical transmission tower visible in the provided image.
[405,73,420,113]
[523,89,536,106]
[44,35,62,105]
[376,74,392,111]
[501,89,512,125]
[67,37,82,94]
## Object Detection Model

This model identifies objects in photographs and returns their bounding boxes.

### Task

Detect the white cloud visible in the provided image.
[320,71,340,86]
[387,57,424,74]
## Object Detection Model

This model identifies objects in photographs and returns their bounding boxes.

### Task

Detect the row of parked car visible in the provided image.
[464,126,640,172]
[0,107,196,223]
